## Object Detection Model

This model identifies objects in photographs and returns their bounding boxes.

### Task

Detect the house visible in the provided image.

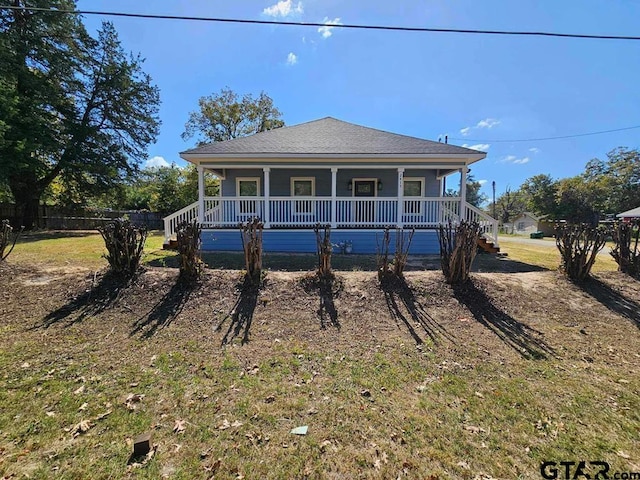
[507,212,546,235]
[164,117,498,254]
[616,206,640,222]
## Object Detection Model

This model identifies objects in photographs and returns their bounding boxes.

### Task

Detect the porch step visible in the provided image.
[162,239,178,250]
[477,236,500,254]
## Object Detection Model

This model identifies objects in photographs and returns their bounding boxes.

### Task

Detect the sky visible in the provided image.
[76,0,640,202]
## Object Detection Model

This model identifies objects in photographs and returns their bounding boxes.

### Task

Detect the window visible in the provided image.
[236,177,260,214]
[291,177,315,214]
[403,177,424,215]
[517,221,526,231]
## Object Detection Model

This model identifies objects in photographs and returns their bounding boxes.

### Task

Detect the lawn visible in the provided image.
[0,231,638,479]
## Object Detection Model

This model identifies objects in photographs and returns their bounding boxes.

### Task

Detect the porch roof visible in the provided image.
[181,117,486,164]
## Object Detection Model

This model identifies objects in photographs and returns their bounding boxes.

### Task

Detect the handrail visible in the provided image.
[163,201,199,242]
[465,202,499,246]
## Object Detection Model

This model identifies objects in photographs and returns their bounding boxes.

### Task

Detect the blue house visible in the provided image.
[164,117,497,254]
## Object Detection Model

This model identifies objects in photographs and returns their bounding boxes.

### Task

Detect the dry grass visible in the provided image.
[0,232,638,479]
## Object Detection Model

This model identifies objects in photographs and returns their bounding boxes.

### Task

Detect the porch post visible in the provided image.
[330,167,337,228]
[397,167,405,228]
[263,167,270,228]
[460,165,468,222]
[197,165,205,224]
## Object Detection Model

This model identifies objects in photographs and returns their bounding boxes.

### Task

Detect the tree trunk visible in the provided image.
[11,186,43,230]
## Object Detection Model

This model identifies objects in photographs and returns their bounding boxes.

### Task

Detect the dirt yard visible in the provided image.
[0,257,638,479]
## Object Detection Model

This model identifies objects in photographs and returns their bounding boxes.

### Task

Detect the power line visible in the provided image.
[450,125,640,143]
[2,5,640,41]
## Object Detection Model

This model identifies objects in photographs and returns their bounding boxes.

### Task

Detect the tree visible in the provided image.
[0,3,160,228]
[182,88,284,146]
[583,147,640,214]
[445,173,487,208]
[520,174,558,218]
[490,187,528,225]
[555,176,600,224]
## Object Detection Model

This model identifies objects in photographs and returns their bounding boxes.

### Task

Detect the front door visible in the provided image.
[353,180,376,224]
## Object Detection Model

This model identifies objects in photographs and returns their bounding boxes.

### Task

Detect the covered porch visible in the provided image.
[163,164,498,249]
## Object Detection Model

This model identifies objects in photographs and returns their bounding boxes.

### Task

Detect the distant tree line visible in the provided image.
[486,147,640,224]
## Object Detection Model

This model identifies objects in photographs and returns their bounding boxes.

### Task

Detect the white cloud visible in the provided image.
[263,0,303,17]
[529,147,540,154]
[460,118,501,137]
[477,118,500,129]
[318,17,342,38]
[286,52,298,65]
[463,143,490,152]
[478,179,488,185]
[500,155,530,165]
[145,156,170,168]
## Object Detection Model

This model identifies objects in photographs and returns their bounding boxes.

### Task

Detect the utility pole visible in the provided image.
[492,181,496,220]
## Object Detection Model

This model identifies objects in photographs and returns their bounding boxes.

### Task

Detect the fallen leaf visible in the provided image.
[373,458,381,470]
[464,425,487,434]
[45,411,56,417]
[78,403,88,411]
[231,420,243,428]
[475,391,484,399]
[218,419,231,430]
[125,393,144,411]
[457,461,471,470]
[73,385,85,395]
[173,444,182,453]
[94,410,112,421]
[68,420,93,437]
[617,451,631,459]
[173,420,186,434]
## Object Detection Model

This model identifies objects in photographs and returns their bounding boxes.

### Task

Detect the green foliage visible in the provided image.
[520,174,557,217]
[98,219,147,277]
[182,87,284,146]
[445,174,487,208]
[0,5,160,227]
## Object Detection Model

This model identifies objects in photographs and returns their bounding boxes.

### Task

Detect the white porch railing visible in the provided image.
[163,196,498,247]
[464,202,499,246]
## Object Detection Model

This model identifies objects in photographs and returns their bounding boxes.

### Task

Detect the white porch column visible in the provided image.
[197,165,205,224]
[397,168,405,228]
[460,165,468,222]
[263,167,270,228]
[330,167,337,228]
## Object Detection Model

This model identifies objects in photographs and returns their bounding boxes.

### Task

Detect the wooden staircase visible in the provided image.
[477,236,500,254]
[162,239,179,250]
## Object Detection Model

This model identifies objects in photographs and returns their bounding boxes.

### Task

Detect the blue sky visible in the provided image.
[77,0,640,202]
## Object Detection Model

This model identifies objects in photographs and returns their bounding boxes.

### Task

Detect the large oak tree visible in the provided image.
[0,1,160,227]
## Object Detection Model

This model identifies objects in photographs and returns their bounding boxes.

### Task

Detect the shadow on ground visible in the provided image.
[473,253,549,273]
[580,276,640,329]
[452,279,556,359]
[17,230,99,243]
[301,274,342,329]
[215,276,260,345]
[380,274,454,345]
[130,278,198,338]
[38,272,130,327]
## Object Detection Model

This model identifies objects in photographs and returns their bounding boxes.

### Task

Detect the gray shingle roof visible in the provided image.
[181,117,484,156]
[617,206,640,218]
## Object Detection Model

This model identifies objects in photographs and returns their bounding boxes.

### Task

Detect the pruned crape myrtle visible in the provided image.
[98,219,147,277]
[437,220,481,284]
[555,223,607,282]
[176,219,204,281]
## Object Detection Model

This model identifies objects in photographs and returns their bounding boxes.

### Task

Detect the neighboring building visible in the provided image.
[164,117,498,254]
[616,206,640,222]
[506,212,546,235]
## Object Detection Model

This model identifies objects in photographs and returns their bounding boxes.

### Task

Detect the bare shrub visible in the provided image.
[1,219,23,262]
[393,227,415,277]
[377,227,415,280]
[176,219,203,280]
[610,220,640,278]
[239,218,263,284]
[98,219,147,277]
[555,223,607,282]
[376,227,392,280]
[437,220,481,284]
[313,223,333,279]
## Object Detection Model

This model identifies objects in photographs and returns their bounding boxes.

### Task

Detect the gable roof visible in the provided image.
[181,117,485,157]
[616,206,640,218]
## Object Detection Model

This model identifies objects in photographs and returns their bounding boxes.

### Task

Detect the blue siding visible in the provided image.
[220,168,441,197]
[201,229,440,254]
